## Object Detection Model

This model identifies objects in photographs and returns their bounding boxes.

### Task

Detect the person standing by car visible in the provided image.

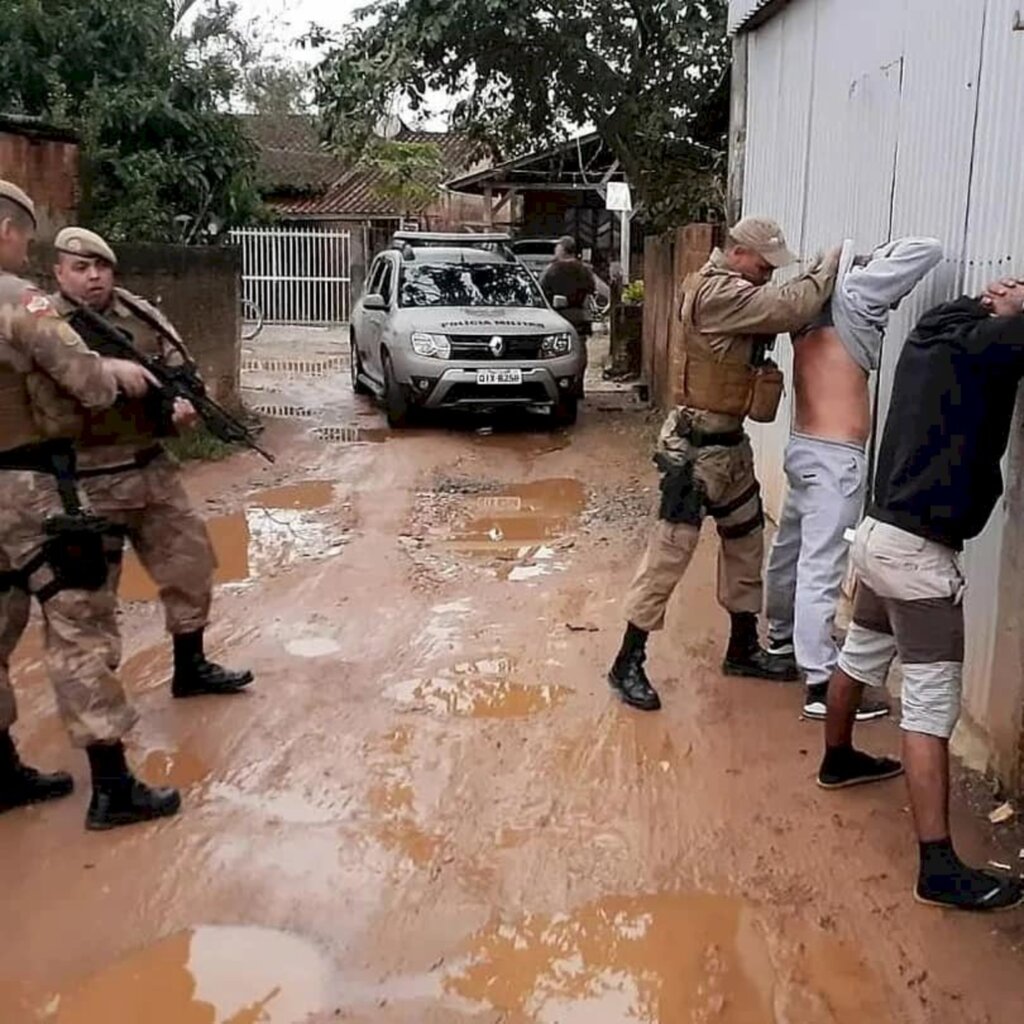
[540,237,598,340]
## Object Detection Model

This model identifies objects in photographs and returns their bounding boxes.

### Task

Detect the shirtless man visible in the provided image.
[763,238,943,720]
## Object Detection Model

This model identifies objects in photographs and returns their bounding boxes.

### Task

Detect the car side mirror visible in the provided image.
[552,295,568,310]
[364,294,387,311]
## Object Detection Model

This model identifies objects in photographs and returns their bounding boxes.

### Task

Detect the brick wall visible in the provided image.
[0,125,80,239]
[30,244,242,406]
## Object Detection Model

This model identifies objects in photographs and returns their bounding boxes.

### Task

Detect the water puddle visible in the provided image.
[447,479,585,553]
[48,926,333,1023]
[119,645,170,693]
[472,430,572,456]
[284,636,342,659]
[250,481,335,510]
[138,747,210,788]
[387,657,571,719]
[119,484,346,602]
[443,893,776,1023]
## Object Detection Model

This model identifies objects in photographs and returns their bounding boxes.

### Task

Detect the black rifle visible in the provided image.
[66,300,275,463]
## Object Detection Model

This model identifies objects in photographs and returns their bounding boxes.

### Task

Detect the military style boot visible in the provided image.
[0,729,74,814]
[85,741,181,831]
[608,624,662,711]
[171,629,254,699]
[722,612,800,682]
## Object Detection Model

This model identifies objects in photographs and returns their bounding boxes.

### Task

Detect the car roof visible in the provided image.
[401,248,513,266]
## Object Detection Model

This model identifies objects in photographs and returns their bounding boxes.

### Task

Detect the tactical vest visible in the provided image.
[678,273,784,425]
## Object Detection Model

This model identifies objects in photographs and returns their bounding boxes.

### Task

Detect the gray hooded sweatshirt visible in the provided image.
[814,237,944,371]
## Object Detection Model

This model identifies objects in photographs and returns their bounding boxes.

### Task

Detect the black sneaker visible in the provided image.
[802,686,891,722]
[916,871,1024,913]
[817,748,904,789]
[766,636,795,657]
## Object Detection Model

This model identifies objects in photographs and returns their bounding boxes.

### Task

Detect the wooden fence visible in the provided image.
[641,224,718,408]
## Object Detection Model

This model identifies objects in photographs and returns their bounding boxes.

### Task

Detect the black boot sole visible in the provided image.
[607,673,662,712]
[913,887,1024,913]
[86,794,182,832]
[722,660,801,683]
[817,765,904,790]
[172,676,254,699]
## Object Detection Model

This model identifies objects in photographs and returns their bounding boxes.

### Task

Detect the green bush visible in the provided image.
[622,280,645,305]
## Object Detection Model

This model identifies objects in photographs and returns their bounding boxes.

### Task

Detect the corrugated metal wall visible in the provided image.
[740,0,1024,767]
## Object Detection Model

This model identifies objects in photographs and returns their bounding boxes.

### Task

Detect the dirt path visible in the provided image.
[1,352,1023,1023]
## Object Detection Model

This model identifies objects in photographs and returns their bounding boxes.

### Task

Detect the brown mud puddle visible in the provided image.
[119,481,346,601]
[387,657,572,719]
[447,480,585,553]
[137,746,210,789]
[48,926,333,1023]
[444,893,775,1022]
[470,429,572,456]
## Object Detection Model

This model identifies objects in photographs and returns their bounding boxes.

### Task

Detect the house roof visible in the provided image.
[0,112,79,144]
[240,114,340,193]
[728,0,792,34]
[445,133,626,195]
[242,115,486,217]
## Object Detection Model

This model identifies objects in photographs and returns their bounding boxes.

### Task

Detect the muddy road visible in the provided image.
[2,336,1023,1023]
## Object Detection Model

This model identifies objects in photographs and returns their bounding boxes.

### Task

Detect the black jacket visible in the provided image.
[870,297,1024,550]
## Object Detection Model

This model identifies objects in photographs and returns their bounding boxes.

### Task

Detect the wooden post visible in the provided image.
[483,186,494,229]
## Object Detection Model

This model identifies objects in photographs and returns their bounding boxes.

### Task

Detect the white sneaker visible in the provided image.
[767,637,795,657]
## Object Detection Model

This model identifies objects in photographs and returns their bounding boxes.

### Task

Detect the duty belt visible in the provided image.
[0,440,81,512]
[685,428,745,449]
[76,444,164,479]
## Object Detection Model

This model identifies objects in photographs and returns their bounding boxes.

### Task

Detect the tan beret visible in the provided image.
[55,226,118,267]
[0,180,37,226]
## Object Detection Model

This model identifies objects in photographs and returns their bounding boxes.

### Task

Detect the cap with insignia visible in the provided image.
[0,180,37,227]
[55,226,118,267]
[729,216,797,269]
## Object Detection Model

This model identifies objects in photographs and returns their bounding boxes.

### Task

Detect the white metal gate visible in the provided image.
[230,225,352,325]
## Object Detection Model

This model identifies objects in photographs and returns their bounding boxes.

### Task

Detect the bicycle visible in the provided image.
[240,298,265,341]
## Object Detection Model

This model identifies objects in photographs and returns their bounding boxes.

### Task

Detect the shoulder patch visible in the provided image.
[22,290,54,316]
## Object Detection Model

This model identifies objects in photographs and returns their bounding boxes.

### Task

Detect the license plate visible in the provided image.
[477,369,522,386]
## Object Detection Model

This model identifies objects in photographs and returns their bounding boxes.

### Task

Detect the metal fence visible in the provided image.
[230,225,352,325]
[736,0,1024,782]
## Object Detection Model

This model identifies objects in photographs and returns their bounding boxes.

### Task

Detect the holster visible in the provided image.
[40,517,112,595]
[654,452,706,526]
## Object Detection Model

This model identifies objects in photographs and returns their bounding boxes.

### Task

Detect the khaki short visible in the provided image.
[838,517,965,739]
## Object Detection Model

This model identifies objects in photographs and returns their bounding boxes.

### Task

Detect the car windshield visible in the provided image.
[399,263,545,309]
[512,241,558,256]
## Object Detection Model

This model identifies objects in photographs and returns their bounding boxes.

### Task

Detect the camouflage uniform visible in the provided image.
[51,287,217,637]
[0,271,138,748]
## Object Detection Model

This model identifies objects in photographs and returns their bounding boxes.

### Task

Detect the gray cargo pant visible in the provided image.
[764,435,867,686]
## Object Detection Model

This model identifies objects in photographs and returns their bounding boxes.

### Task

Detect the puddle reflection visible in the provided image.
[444,893,776,1023]
[50,926,333,1023]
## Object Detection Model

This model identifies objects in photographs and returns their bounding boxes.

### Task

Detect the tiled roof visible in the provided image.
[259,125,486,218]
[240,114,342,193]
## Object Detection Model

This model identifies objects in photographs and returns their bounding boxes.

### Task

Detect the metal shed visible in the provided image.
[730,0,1024,786]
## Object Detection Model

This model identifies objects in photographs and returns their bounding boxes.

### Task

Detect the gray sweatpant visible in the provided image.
[765,435,867,686]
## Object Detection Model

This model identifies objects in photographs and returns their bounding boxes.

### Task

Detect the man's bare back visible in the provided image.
[793,328,871,446]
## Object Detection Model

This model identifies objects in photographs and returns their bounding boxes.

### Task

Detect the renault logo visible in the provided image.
[489,335,505,357]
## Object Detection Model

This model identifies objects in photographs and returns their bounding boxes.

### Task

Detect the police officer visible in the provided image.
[47,227,253,699]
[0,180,180,828]
[607,217,841,711]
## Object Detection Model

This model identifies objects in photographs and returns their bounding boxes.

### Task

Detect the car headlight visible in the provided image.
[410,332,451,359]
[539,332,574,359]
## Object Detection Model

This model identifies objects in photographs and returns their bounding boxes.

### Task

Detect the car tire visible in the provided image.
[552,394,578,427]
[350,335,372,396]
[382,352,412,428]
